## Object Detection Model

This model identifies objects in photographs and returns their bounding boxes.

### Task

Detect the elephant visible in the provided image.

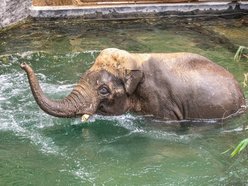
[21,48,246,121]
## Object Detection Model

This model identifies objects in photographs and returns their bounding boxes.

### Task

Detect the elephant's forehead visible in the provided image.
[90,48,140,76]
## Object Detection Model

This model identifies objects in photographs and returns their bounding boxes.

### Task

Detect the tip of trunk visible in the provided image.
[20,63,30,71]
[21,63,37,79]
[20,63,26,69]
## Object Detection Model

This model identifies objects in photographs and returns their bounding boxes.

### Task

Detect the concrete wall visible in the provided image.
[30,2,248,19]
[0,0,31,28]
[1,0,247,28]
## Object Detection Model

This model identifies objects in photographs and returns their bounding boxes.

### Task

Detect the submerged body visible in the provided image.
[129,53,245,119]
[21,48,246,121]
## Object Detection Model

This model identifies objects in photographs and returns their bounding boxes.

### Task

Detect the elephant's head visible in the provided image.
[21,48,144,119]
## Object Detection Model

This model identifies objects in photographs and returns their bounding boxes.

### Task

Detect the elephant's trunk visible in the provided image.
[21,63,98,118]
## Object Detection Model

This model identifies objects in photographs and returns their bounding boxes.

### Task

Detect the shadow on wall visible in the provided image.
[33,0,73,6]
[32,0,194,6]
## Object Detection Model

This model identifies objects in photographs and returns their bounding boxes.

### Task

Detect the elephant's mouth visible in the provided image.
[97,104,111,115]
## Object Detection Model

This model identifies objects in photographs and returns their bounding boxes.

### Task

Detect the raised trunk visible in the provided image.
[21,63,97,118]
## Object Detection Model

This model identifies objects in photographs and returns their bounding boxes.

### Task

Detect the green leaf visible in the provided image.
[234,46,246,62]
[231,138,248,158]
[221,148,231,155]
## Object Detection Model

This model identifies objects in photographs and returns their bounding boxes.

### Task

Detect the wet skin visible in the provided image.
[21,48,246,121]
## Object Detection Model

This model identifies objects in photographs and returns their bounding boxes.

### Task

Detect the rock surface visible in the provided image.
[0,0,31,28]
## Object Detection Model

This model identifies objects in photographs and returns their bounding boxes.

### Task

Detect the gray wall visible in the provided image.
[0,0,31,28]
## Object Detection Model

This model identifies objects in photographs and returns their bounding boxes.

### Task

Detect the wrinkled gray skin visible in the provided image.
[21,48,246,120]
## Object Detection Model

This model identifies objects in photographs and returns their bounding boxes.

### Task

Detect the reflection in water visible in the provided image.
[0,17,248,185]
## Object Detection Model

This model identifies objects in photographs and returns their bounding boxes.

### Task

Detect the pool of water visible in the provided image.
[0,16,248,185]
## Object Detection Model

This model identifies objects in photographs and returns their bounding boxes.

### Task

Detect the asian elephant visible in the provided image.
[21,48,246,121]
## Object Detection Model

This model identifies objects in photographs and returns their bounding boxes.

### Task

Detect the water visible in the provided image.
[0,16,248,185]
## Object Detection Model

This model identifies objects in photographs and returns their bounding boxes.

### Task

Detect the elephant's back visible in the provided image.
[148,52,228,75]
[141,52,246,119]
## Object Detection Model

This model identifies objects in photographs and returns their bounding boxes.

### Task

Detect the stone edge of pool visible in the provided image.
[30,2,248,19]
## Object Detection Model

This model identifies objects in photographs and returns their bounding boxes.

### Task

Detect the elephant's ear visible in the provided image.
[124,70,143,95]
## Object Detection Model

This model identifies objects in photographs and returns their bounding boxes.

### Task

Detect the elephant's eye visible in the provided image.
[99,86,110,96]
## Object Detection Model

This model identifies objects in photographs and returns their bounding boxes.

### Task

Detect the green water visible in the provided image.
[0,16,248,185]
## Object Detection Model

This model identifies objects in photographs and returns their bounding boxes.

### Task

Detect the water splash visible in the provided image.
[1,50,247,184]
[0,53,96,183]
[0,60,63,154]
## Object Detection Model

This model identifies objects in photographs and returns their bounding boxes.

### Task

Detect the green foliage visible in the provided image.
[234,46,248,62]
[230,46,248,158]
[231,138,248,157]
